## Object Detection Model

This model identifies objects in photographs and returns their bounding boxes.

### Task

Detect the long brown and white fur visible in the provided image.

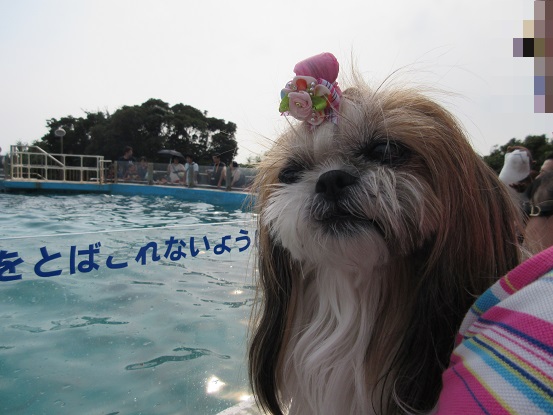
[248,81,522,414]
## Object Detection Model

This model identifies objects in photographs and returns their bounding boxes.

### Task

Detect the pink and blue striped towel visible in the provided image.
[435,246,553,414]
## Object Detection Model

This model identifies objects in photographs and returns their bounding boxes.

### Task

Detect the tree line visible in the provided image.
[483,134,553,174]
[28,100,553,173]
[34,98,238,165]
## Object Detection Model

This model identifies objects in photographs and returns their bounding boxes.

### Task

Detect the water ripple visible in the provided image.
[200,298,254,309]
[9,324,46,333]
[130,281,165,286]
[125,346,230,370]
[49,316,128,330]
[9,316,128,333]
[0,193,250,238]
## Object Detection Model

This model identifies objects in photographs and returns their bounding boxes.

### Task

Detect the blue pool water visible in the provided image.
[0,193,256,414]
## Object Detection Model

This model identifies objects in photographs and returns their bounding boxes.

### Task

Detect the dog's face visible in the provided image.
[250,83,522,415]
[258,87,472,271]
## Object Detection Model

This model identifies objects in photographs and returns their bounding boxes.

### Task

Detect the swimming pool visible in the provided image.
[0,194,257,414]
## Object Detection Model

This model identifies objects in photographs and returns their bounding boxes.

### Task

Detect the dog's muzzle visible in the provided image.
[311,170,384,236]
[312,170,358,222]
[315,170,358,202]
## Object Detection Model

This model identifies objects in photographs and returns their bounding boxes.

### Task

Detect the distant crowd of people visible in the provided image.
[163,154,199,187]
[205,154,245,189]
[112,146,248,190]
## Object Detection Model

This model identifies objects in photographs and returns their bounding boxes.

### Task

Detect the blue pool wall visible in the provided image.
[0,180,255,209]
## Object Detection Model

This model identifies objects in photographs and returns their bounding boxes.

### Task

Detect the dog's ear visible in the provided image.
[378,97,524,412]
[441,152,522,290]
[248,233,297,415]
[385,157,523,412]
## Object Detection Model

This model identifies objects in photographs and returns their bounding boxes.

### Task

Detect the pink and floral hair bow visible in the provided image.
[279,52,342,126]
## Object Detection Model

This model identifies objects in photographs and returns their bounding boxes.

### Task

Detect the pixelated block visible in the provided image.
[546,56,553,73]
[546,1,553,20]
[514,38,524,57]
[535,0,546,19]
[535,38,546,56]
[535,75,546,94]
[546,38,553,56]
[535,95,545,113]
[536,57,546,76]
[524,20,535,37]
[536,20,546,38]
[546,94,553,112]
[524,38,535,56]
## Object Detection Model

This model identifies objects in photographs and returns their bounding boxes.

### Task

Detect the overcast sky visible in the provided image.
[0,0,549,163]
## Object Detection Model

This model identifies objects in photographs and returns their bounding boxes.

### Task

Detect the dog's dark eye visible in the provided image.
[363,142,409,165]
[278,163,303,184]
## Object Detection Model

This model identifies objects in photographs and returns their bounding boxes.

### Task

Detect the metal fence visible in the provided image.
[111,160,257,190]
[6,146,257,190]
[8,145,106,183]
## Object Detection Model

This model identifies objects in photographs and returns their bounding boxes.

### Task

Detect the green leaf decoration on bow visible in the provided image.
[312,96,328,111]
[279,96,290,113]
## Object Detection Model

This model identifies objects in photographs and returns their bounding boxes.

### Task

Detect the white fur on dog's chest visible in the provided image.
[281,265,385,415]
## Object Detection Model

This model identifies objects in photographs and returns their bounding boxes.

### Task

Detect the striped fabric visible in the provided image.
[317,78,341,110]
[435,246,553,414]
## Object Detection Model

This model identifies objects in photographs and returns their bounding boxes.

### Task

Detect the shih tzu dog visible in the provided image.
[248,53,522,414]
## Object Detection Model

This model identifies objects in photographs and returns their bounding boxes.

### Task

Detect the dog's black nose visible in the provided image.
[315,170,357,201]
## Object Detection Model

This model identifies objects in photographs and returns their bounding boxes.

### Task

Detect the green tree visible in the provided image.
[34,99,238,165]
[38,115,89,155]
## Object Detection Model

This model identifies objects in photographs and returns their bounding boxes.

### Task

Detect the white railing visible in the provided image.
[5,146,257,189]
[8,145,108,183]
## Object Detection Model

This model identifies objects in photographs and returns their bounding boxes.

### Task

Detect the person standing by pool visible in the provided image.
[230,161,245,189]
[167,156,185,184]
[208,154,226,188]
[137,156,149,181]
[184,154,199,187]
[117,146,135,178]
[124,163,140,181]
